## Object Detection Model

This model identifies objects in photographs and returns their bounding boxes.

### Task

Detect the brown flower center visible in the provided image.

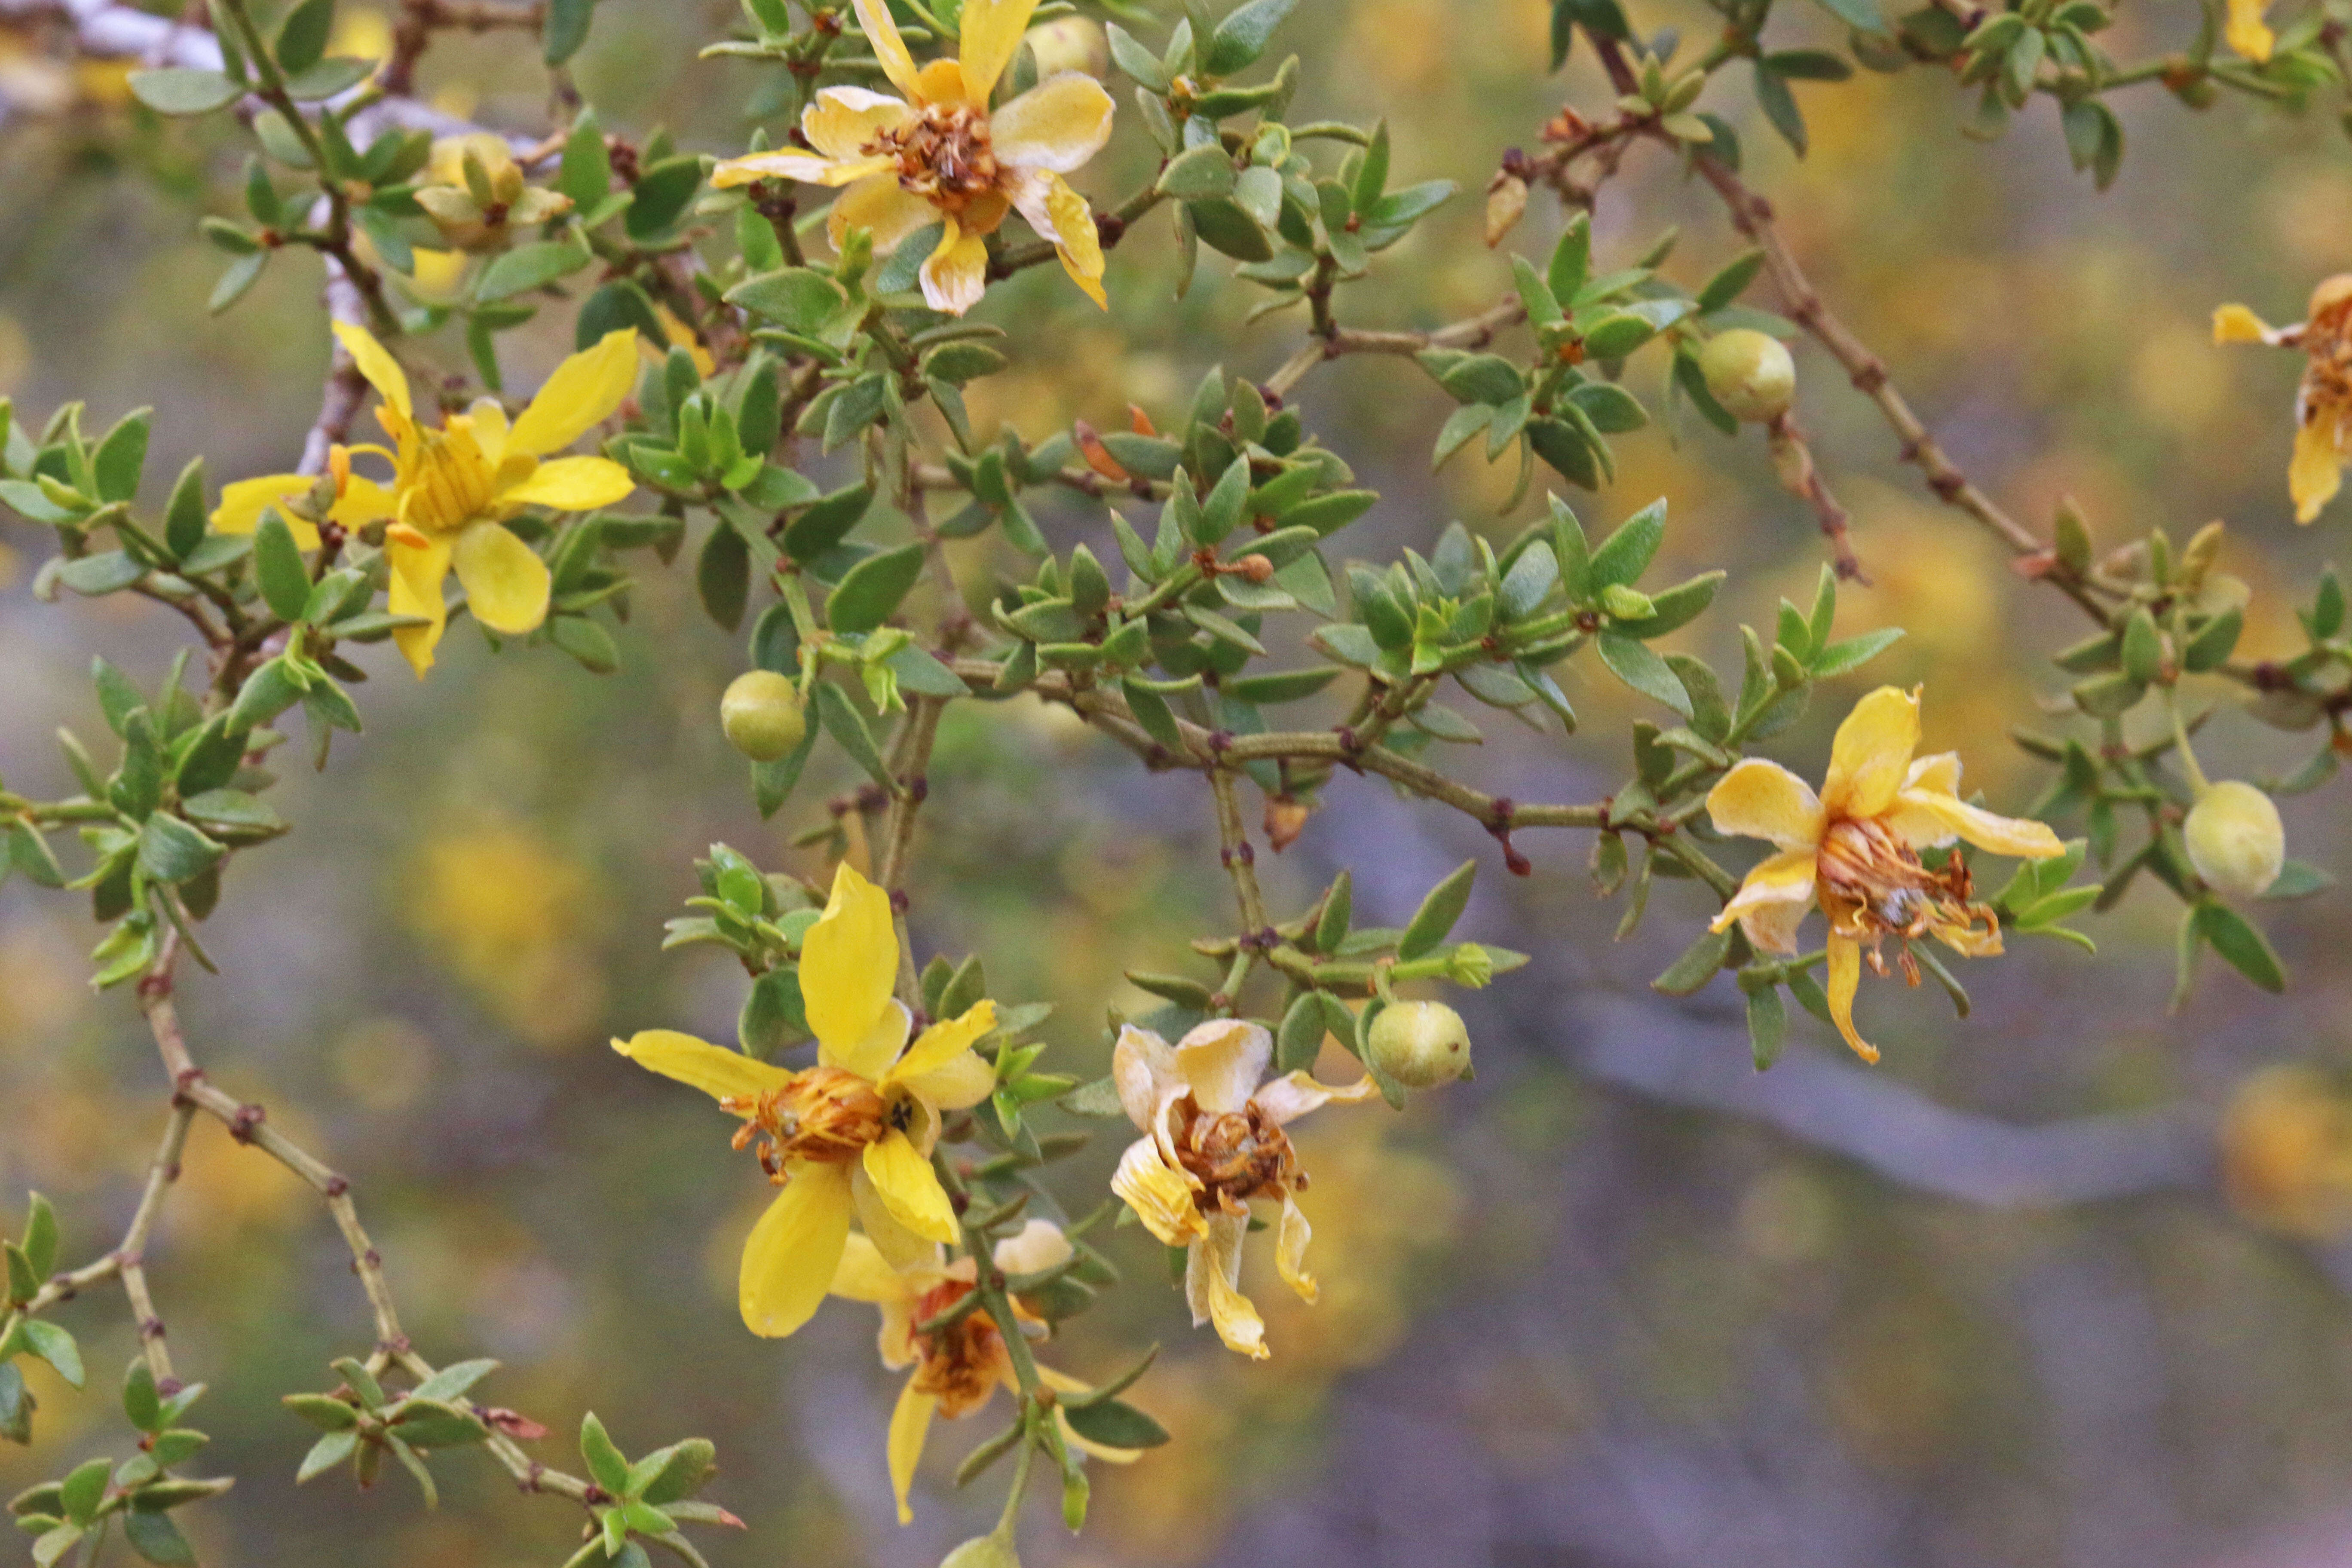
[909,1278,1008,1418]
[870,103,999,208]
[2303,306,2352,446]
[1171,1097,1303,1217]
[725,1066,888,1176]
[1814,817,1999,979]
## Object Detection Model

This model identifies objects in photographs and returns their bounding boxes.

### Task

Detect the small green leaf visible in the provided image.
[826,543,926,634]
[252,511,312,622]
[1397,860,1477,960]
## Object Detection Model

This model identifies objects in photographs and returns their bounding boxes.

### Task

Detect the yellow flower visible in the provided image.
[2213,274,2352,523]
[613,862,998,1339]
[1107,1020,1378,1360]
[2224,0,2275,61]
[1704,685,2064,1063]
[831,1220,1140,1524]
[711,0,1114,316]
[213,323,639,677]
[414,132,573,251]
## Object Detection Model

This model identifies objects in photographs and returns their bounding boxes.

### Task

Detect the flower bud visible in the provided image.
[2184,779,2284,900]
[1366,1000,1472,1089]
[1698,328,1796,422]
[720,670,807,762]
[1447,943,1494,988]
[1484,174,1529,248]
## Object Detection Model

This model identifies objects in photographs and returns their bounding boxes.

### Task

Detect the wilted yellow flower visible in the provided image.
[415,132,573,251]
[1705,686,2064,1062]
[830,1220,1139,1523]
[711,0,1113,315]
[614,863,998,1339]
[2213,274,2352,523]
[2224,0,2275,61]
[1108,1020,1377,1360]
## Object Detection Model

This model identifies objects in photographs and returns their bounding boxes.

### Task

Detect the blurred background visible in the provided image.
[5,0,2352,1564]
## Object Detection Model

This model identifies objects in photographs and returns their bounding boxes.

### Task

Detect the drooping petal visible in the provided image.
[803,85,916,160]
[1111,1024,1181,1131]
[1110,1137,1205,1246]
[712,148,864,189]
[885,1376,938,1525]
[740,1161,854,1337]
[1883,788,2065,858]
[1705,759,1826,850]
[1706,848,1819,952]
[851,1161,943,1273]
[331,320,412,423]
[992,1218,1073,1275]
[385,523,451,677]
[827,172,943,257]
[610,1029,794,1105]
[211,475,322,548]
[506,329,639,458]
[991,73,1115,173]
[885,999,998,1089]
[2292,413,2344,525]
[451,521,551,635]
[959,0,1041,105]
[803,861,902,1074]
[329,474,397,528]
[2224,0,2274,60]
[1820,685,1921,820]
[2212,303,2278,345]
[1823,934,1879,1065]
[1184,1214,1269,1360]
[849,0,922,98]
[918,219,989,316]
[499,455,636,512]
[1174,1019,1273,1116]
[1252,1069,1379,1127]
[862,1129,959,1243]
[1274,1194,1317,1305]
[830,1231,916,1303]
[898,1049,995,1110]
[1904,751,1961,796]
[1007,168,1106,308]
[1740,892,1814,958]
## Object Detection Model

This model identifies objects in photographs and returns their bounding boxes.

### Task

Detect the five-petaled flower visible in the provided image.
[1108,1019,1376,1360]
[830,1220,1139,1523]
[612,862,997,1339]
[1704,686,2064,1063]
[2214,274,2352,524]
[710,0,1113,316]
[210,323,639,677]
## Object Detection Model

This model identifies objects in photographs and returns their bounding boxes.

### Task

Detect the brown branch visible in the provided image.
[385,0,546,97]
[1767,411,1867,582]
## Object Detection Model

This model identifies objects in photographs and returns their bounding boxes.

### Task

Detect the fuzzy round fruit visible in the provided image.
[720,670,807,763]
[1698,328,1797,422]
[1366,1001,1473,1089]
[2185,780,2285,900]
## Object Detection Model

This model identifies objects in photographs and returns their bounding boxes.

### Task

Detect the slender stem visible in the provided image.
[2167,687,2212,796]
[1208,767,1268,937]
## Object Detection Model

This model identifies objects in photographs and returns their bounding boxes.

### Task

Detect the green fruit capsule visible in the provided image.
[720,670,807,762]
[1698,327,1796,422]
[2185,779,2284,900]
[1366,1000,1473,1089]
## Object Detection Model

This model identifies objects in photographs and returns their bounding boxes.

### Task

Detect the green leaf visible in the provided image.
[814,682,894,791]
[136,816,223,884]
[128,68,244,115]
[208,251,269,314]
[637,1438,718,1505]
[1156,144,1237,199]
[275,0,336,75]
[1062,1396,1172,1449]
[1586,499,1665,589]
[1185,196,1274,262]
[1595,632,1694,717]
[783,484,871,562]
[545,0,597,63]
[388,1397,490,1449]
[1202,0,1299,73]
[93,408,150,504]
[22,1322,83,1388]
[558,110,613,210]
[163,458,208,560]
[579,1412,631,1496]
[1810,627,1903,677]
[122,1511,195,1566]
[695,520,750,631]
[625,156,705,241]
[296,1430,356,1483]
[1651,925,1731,996]
[21,1194,56,1281]
[1746,982,1787,1069]
[252,511,312,622]
[1752,62,1807,156]
[1547,211,1591,305]
[475,239,594,303]
[826,543,926,634]
[2196,902,2284,993]
[1397,859,1476,960]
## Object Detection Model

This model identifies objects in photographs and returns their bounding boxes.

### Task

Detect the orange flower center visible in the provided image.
[1815,817,2000,976]
[909,1278,1009,1418]
[725,1066,888,1176]
[872,103,999,208]
[2302,308,2352,447]
[1170,1097,1303,1216]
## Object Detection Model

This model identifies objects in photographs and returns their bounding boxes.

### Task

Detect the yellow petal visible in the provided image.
[404,246,469,304]
[610,1029,794,1104]
[861,1129,959,1243]
[913,58,969,104]
[886,1375,937,1525]
[851,1161,944,1273]
[1174,1019,1272,1115]
[958,0,1041,105]
[885,999,997,1089]
[211,475,322,548]
[1707,847,1819,953]
[1904,751,1961,796]
[828,172,945,257]
[499,455,637,512]
[2292,414,2344,525]
[2225,0,2274,60]
[990,73,1115,173]
[451,521,551,635]
[992,1218,1072,1275]
[1274,1194,1316,1305]
[1705,758,1826,849]
[1111,1023,1180,1130]
[802,85,916,160]
[386,524,450,677]
[1820,685,1921,821]
[329,474,396,528]
[829,1231,913,1303]
[803,861,902,1074]
[918,220,989,316]
[2212,303,2275,345]
[1111,1137,1205,1246]
[1251,1069,1379,1127]
[1883,787,2065,858]
[331,320,412,423]
[1824,934,1879,1065]
[740,1161,854,1337]
[1007,169,1106,308]
[897,1049,995,1111]
[850,0,921,97]
[711,148,859,189]
[507,329,639,457]
[1184,1215,1268,1360]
